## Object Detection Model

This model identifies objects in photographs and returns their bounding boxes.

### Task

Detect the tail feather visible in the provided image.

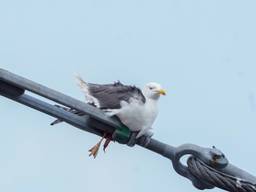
[75,74,89,93]
[75,74,100,108]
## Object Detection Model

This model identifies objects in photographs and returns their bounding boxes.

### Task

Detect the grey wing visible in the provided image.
[88,82,146,109]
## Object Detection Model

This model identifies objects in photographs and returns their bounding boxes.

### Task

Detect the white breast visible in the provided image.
[116,98,158,132]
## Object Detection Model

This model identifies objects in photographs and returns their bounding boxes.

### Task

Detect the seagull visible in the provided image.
[51,76,166,158]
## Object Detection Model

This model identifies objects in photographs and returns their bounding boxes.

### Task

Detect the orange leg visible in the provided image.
[88,133,112,158]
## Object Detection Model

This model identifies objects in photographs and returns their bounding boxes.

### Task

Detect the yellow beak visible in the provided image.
[158,89,166,96]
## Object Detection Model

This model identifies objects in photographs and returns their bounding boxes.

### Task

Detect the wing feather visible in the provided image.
[75,75,145,109]
[88,82,146,109]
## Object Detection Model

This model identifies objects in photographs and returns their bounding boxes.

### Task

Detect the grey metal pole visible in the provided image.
[4,93,102,137]
[0,68,122,129]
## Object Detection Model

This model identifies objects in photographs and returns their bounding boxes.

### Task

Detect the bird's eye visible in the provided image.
[149,87,153,90]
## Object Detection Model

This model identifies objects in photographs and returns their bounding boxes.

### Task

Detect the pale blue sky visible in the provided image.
[1,0,256,192]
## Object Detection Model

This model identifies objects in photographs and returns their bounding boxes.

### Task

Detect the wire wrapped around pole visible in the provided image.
[187,157,256,192]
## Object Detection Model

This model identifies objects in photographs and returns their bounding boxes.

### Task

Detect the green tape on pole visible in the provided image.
[113,125,131,144]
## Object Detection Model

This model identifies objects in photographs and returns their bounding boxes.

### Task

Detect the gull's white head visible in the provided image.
[143,82,166,100]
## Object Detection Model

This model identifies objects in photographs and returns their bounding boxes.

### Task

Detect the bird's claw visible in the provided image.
[127,131,154,147]
[89,136,104,158]
[89,134,112,158]
[127,132,138,147]
[89,143,101,158]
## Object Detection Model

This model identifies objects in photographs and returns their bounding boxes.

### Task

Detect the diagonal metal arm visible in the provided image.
[0,69,122,129]
[1,68,256,192]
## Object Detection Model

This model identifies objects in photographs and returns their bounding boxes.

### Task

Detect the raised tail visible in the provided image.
[74,74,100,108]
[75,74,88,93]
